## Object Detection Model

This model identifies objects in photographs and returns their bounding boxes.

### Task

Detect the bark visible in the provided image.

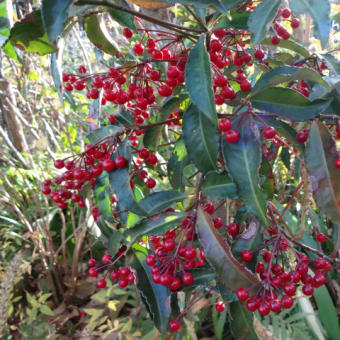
[0,79,29,153]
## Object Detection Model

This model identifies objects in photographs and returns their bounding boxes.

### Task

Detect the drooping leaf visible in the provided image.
[94,171,114,222]
[262,38,310,58]
[109,168,148,216]
[305,121,340,226]
[168,138,190,191]
[202,171,238,199]
[247,0,281,45]
[86,125,122,144]
[140,191,187,216]
[230,301,258,340]
[4,10,56,55]
[131,244,171,333]
[143,95,187,150]
[107,0,136,32]
[185,36,217,123]
[251,87,331,121]
[41,0,72,43]
[289,0,331,48]
[222,119,269,226]
[313,285,340,340]
[252,66,330,93]
[124,212,184,246]
[183,105,218,174]
[85,14,119,55]
[196,207,258,292]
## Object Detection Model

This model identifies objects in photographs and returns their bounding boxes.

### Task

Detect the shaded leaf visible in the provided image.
[222,119,269,226]
[202,171,238,199]
[196,207,258,292]
[305,122,340,226]
[248,0,281,45]
[94,172,113,222]
[289,0,331,48]
[251,87,331,121]
[132,244,171,333]
[107,0,136,32]
[40,305,54,316]
[262,38,310,58]
[87,125,122,144]
[185,35,217,123]
[183,105,218,174]
[41,0,72,43]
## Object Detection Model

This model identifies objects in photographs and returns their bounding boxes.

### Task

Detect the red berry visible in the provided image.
[203,202,215,214]
[258,302,270,316]
[96,279,107,289]
[160,273,172,286]
[88,258,96,267]
[150,70,161,81]
[133,43,144,55]
[213,217,223,229]
[170,278,181,291]
[316,233,327,242]
[103,159,115,172]
[42,186,51,195]
[78,65,87,74]
[291,18,300,29]
[254,49,265,60]
[115,156,127,168]
[240,80,251,92]
[236,288,249,301]
[281,295,294,309]
[54,159,65,169]
[263,126,276,139]
[123,27,133,39]
[64,82,73,91]
[169,320,181,331]
[218,118,232,132]
[246,298,259,312]
[110,270,120,280]
[158,84,173,97]
[215,301,226,312]
[164,239,176,251]
[88,267,98,277]
[297,130,308,143]
[302,283,314,296]
[118,278,129,288]
[226,223,239,236]
[119,267,131,277]
[271,36,280,45]
[282,8,291,18]
[270,299,282,313]
[102,254,112,265]
[145,178,156,189]
[283,282,296,295]
[146,254,156,266]
[313,272,326,288]
[147,153,158,165]
[334,158,340,169]
[139,147,150,159]
[182,272,194,285]
[241,250,253,262]
[184,248,196,259]
[225,130,240,143]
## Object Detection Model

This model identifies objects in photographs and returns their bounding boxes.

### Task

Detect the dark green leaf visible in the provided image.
[109,168,148,216]
[124,212,184,245]
[251,87,331,121]
[222,119,269,226]
[132,244,171,333]
[185,36,217,123]
[230,301,258,340]
[85,14,119,55]
[42,0,72,43]
[252,66,330,93]
[248,0,281,45]
[108,230,123,256]
[140,191,187,216]
[218,284,237,303]
[185,267,216,287]
[107,0,136,32]
[305,122,340,226]
[215,11,250,30]
[87,125,122,144]
[183,105,218,174]
[4,10,56,55]
[113,107,134,127]
[196,207,259,292]
[322,54,340,75]
[262,38,310,58]
[143,95,187,150]
[168,139,190,191]
[289,0,331,48]
[202,171,238,199]
[94,172,113,222]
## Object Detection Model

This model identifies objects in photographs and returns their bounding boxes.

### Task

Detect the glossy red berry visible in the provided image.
[313,272,326,288]
[225,130,240,143]
[281,295,294,309]
[258,302,270,316]
[240,80,251,92]
[78,65,87,74]
[103,159,115,172]
[316,233,327,242]
[254,49,265,60]
[145,178,156,189]
[88,258,96,267]
[282,8,291,18]
[236,288,249,301]
[302,283,314,296]
[218,118,232,132]
[283,282,296,295]
[118,278,129,288]
[110,270,120,280]
[263,126,276,139]
[213,217,223,229]
[96,279,107,289]
[334,158,340,169]
[203,202,215,214]
[291,18,300,29]
[88,267,98,277]
[54,159,64,169]
[182,273,194,285]
[133,43,144,55]
[169,320,181,331]
[146,254,156,266]
[271,35,280,45]
[170,278,181,291]
[227,223,239,236]
[270,299,282,313]
[102,254,112,265]
[115,156,127,168]
[215,301,226,312]
[241,250,253,262]
[123,27,133,39]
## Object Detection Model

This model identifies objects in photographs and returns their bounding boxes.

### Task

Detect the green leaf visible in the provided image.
[215,11,250,30]
[109,168,148,216]
[132,244,171,333]
[202,171,238,199]
[230,301,258,340]
[107,0,136,32]
[248,0,281,45]
[185,267,216,287]
[183,105,218,174]
[251,87,331,121]
[222,119,268,226]
[305,122,340,226]
[85,14,119,55]
[41,0,72,43]
[0,0,11,47]
[140,191,187,216]
[185,35,217,123]
[87,125,122,144]
[40,305,54,316]
[167,138,190,191]
[143,95,187,151]
[322,54,340,75]
[252,66,330,93]
[94,172,113,222]
[4,10,56,55]
[313,285,340,340]
[262,38,310,58]
[124,212,184,245]
[289,0,331,48]
[196,207,258,292]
